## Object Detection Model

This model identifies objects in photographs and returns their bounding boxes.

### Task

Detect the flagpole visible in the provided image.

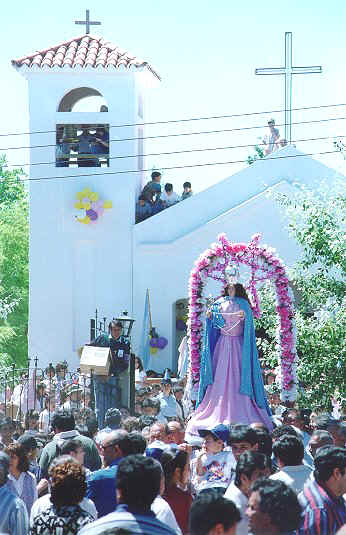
[147,289,153,332]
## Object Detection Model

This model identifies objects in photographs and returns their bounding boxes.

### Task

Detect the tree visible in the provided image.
[247,144,265,165]
[0,156,26,206]
[0,157,28,368]
[254,180,346,410]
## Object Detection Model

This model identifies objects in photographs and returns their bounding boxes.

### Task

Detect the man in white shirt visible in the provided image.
[270,434,312,494]
[225,451,271,535]
[161,183,180,206]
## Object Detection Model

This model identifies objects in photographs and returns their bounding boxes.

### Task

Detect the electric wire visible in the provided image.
[1,101,346,137]
[0,149,341,185]
[1,116,346,153]
[1,134,344,169]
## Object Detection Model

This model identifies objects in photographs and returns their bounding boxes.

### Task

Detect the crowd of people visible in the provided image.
[0,362,344,534]
[136,171,193,223]
[0,361,93,435]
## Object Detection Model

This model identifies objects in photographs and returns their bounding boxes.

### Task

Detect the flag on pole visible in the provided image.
[139,289,152,370]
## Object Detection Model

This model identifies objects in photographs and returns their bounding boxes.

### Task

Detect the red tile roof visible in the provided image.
[12,34,160,79]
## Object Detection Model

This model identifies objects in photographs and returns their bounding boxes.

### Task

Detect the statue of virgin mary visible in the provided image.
[186,276,273,437]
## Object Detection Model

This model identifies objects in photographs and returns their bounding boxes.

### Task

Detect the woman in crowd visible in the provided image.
[30,456,93,534]
[5,442,37,515]
[161,446,193,535]
[135,356,147,385]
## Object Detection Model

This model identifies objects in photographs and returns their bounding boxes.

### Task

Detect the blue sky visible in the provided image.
[1,0,346,191]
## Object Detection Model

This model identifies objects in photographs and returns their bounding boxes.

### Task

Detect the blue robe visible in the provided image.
[197,297,272,417]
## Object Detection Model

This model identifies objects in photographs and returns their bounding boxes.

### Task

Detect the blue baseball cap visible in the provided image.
[198,424,230,443]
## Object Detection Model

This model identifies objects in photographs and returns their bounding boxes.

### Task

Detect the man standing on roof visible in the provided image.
[263,119,280,155]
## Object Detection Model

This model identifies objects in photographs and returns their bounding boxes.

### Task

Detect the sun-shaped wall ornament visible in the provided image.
[74,187,112,224]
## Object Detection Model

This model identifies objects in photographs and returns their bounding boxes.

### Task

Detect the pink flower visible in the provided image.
[187,233,297,402]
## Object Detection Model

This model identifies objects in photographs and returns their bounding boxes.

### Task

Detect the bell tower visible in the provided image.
[12,23,160,368]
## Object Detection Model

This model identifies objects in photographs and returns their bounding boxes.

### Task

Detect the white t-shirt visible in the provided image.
[161,191,180,206]
[270,464,313,494]
[135,369,147,383]
[30,494,97,526]
[151,495,182,534]
[39,409,50,433]
[224,482,248,535]
[198,450,235,491]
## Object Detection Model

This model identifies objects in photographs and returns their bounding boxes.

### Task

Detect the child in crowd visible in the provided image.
[196,424,235,494]
[161,183,180,206]
[39,395,56,434]
[157,372,178,421]
[135,194,152,223]
[135,356,147,386]
[181,181,193,200]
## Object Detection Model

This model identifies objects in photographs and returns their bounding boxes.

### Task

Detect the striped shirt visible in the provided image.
[0,484,29,535]
[297,478,346,534]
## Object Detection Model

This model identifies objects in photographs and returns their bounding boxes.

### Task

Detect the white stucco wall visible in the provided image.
[20,67,149,368]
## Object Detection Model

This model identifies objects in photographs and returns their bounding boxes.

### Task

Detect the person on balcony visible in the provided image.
[161,183,180,206]
[78,127,96,167]
[91,127,109,167]
[136,195,152,223]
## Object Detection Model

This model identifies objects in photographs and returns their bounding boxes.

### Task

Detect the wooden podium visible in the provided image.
[80,346,111,376]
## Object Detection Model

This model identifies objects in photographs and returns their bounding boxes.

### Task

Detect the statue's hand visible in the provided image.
[206,309,212,319]
[238,310,245,319]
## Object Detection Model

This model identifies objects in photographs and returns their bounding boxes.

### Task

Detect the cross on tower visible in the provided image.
[255,32,322,143]
[75,9,101,34]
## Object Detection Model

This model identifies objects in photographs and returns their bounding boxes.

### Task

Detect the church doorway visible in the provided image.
[174,298,188,374]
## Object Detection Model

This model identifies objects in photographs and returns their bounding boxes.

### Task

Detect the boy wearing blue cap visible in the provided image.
[196,424,235,495]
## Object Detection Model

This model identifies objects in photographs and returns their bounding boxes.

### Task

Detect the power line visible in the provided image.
[2,134,345,169]
[1,115,346,153]
[1,101,346,138]
[0,149,341,185]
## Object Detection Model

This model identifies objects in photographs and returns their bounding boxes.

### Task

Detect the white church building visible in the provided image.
[12,31,340,373]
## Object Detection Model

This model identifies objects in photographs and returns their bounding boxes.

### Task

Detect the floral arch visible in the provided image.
[187,233,297,402]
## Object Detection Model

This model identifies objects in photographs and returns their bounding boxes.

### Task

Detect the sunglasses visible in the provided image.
[101,442,116,451]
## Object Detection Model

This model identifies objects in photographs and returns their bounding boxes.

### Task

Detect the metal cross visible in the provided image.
[255,32,322,143]
[75,9,101,34]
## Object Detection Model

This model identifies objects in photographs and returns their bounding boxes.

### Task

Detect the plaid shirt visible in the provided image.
[297,478,346,535]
